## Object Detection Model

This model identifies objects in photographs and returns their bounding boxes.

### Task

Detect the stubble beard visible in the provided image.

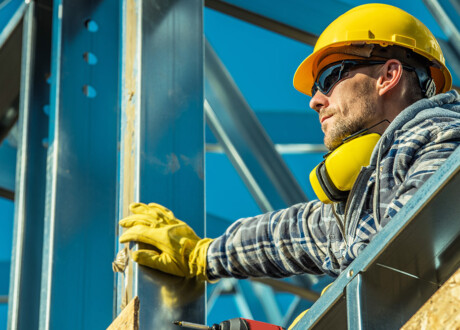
[323,88,376,151]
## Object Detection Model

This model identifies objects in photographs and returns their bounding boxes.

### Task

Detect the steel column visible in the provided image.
[39,0,119,329]
[8,2,50,329]
[204,0,318,45]
[117,0,205,329]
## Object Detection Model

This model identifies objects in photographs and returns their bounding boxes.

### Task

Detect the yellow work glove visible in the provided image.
[119,202,213,282]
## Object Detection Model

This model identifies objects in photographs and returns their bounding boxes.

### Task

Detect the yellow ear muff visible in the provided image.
[310,133,381,204]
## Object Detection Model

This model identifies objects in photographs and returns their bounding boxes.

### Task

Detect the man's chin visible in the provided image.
[324,125,365,150]
[324,138,342,151]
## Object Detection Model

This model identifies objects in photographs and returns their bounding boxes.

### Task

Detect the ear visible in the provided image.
[376,59,403,96]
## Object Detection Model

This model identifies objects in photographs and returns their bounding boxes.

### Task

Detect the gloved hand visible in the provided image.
[119,202,213,282]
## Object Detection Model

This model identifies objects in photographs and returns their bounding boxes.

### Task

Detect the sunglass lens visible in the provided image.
[317,65,343,95]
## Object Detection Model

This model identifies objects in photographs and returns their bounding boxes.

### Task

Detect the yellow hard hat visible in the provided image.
[293,3,452,96]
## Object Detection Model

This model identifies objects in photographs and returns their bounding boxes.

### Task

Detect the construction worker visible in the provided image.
[118,1,460,320]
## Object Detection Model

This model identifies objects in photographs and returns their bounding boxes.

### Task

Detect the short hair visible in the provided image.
[404,70,424,103]
[372,45,434,100]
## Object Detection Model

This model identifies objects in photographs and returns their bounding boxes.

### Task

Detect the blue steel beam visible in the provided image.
[204,0,350,44]
[7,2,50,329]
[204,0,318,45]
[117,0,205,329]
[38,0,119,329]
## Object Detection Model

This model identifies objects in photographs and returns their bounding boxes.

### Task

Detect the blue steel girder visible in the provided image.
[204,0,350,44]
[38,0,119,329]
[8,2,50,329]
[117,0,205,329]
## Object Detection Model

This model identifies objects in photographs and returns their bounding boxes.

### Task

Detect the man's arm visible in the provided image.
[117,200,336,282]
[207,200,330,280]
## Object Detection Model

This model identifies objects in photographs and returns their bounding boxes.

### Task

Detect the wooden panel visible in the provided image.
[402,267,460,330]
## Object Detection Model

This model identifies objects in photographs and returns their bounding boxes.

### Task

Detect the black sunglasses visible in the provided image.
[313,58,438,98]
[311,60,390,96]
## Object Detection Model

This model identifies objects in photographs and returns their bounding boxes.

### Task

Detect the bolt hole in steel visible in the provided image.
[84,19,99,32]
[82,85,97,98]
[83,52,98,65]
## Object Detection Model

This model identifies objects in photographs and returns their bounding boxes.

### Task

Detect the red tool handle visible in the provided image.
[241,318,285,330]
[217,318,285,330]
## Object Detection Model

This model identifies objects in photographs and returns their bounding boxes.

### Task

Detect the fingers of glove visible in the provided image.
[146,203,182,225]
[129,202,164,218]
[119,226,183,259]
[119,216,153,229]
[147,203,175,218]
[119,225,164,246]
[129,202,180,225]
[132,250,187,278]
[130,248,159,261]
[119,214,165,229]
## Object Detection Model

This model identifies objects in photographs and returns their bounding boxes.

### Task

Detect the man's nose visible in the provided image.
[309,91,329,113]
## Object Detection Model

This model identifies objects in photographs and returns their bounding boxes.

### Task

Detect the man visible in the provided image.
[119,3,460,293]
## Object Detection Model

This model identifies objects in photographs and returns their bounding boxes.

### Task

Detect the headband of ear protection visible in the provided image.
[309,133,381,204]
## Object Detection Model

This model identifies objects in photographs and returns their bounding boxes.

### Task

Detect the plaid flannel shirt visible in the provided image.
[207,91,460,280]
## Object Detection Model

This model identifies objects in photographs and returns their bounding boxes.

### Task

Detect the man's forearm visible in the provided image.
[206,201,326,280]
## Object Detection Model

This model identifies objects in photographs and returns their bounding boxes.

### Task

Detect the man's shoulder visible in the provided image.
[396,115,460,142]
[414,115,459,133]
